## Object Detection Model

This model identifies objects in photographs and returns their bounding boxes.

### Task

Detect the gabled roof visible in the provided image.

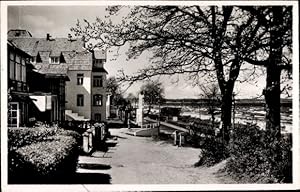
[8,38,87,57]
[8,40,36,70]
[8,35,107,74]
[38,51,51,63]
[8,37,93,68]
[7,40,31,58]
[50,50,62,57]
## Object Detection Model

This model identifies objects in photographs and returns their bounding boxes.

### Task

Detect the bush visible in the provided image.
[224,124,292,183]
[186,119,221,149]
[56,129,82,143]
[8,127,57,151]
[195,135,229,167]
[8,127,81,183]
[189,119,216,136]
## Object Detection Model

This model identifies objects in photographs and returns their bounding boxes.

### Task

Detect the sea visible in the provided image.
[151,105,293,134]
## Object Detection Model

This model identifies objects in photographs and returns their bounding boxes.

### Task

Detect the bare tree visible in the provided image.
[199,84,221,129]
[240,6,292,141]
[71,5,291,144]
[106,76,127,119]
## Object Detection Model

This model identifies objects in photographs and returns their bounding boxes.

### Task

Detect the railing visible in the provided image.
[172,130,188,147]
[142,122,159,129]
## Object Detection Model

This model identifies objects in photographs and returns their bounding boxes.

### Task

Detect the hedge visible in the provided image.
[8,127,81,183]
[8,127,57,151]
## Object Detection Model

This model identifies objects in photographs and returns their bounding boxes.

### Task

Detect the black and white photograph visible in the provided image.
[1,0,299,191]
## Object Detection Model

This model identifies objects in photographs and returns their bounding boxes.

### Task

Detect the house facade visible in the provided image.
[8,29,108,122]
[26,67,69,123]
[7,39,68,127]
[7,40,32,127]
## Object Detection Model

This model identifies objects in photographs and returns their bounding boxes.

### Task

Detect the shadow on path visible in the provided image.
[9,172,112,184]
[112,135,128,139]
[78,163,111,170]
[68,172,111,184]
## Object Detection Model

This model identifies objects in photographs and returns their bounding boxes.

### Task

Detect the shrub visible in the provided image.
[8,127,57,151]
[195,135,229,166]
[224,124,292,183]
[8,127,81,183]
[56,129,82,143]
[189,119,216,136]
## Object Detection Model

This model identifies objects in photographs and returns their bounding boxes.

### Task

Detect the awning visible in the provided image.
[29,94,56,112]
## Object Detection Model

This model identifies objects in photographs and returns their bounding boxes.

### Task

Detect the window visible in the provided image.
[15,54,21,63]
[77,94,84,106]
[93,59,103,68]
[21,58,26,82]
[22,65,26,82]
[93,76,103,87]
[77,74,84,85]
[93,94,103,106]
[15,54,21,81]
[8,102,19,127]
[95,113,101,121]
[49,57,60,64]
[9,52,15,80]
[9,60,15,80]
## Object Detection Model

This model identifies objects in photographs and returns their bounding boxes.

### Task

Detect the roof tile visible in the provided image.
[8,37,106,73]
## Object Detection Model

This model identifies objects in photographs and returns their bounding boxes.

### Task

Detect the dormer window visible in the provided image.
[49,56,60,64]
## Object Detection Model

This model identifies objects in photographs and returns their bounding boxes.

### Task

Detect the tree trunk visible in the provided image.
[265,66,281,141]
[220,85,233,144]
[264,6,283,141]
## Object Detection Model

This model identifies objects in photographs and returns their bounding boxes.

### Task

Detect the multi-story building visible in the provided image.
[8,29,108,122]
[7,40,32,127]
[7,39,68,127]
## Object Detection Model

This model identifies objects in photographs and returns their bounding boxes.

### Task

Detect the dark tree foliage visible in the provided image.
[140,80,164,115]
[126,93,138,108]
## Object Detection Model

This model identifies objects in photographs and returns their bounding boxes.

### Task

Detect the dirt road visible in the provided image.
[77,128,236,184]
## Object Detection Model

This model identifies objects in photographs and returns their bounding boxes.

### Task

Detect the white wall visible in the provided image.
[65,70,92,119]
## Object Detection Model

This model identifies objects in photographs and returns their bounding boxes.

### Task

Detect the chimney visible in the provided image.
[46,33,51,41]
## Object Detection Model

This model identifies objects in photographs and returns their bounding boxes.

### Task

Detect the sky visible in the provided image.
[7,5,275,99]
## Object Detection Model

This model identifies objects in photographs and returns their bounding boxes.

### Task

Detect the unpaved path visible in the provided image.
[78,128,236,184]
